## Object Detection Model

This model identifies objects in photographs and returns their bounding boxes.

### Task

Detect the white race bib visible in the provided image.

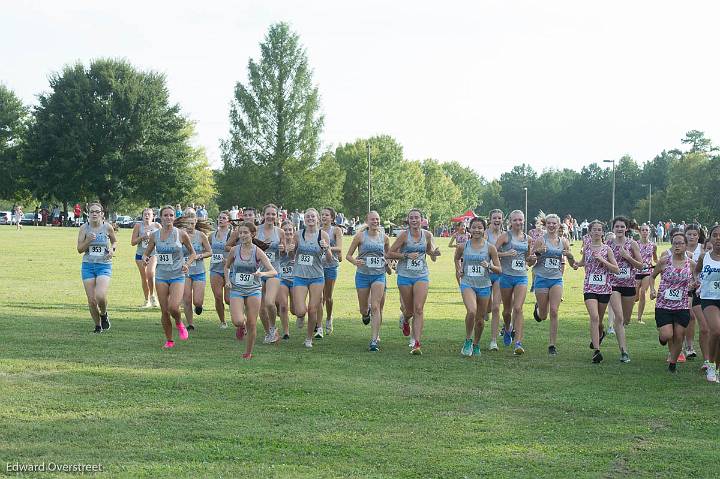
[265,251,276,263]
[664,288,682,301]
[297,254,313,266]
[544,257,560,269]
[366,256,385,268]
[589,273,606,286]
[281,265,293,276]
[89,245,104,257]
[157,253,172,265]
[616,267,630,279]
[235,272,253,286]
[511,259,525,271]
[210,253,224,264]
[712,281,720,291]
[467,264,485,277]
[407,258,424,271]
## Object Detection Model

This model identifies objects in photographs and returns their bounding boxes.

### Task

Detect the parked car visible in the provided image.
[392,226,406,237]
[20,213,38,225]
[116,215,135,228]
[0,211,10,225]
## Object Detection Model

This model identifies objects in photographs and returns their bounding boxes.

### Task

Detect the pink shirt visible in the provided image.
[583,244,612,294]
[607,238,638,287]
[655,256,691,310]
[637,241,655,275]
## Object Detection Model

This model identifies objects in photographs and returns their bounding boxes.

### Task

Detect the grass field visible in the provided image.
[1,226,718,478]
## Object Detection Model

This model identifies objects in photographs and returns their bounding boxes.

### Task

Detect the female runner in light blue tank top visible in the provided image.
[454,217,501,357]
[346,211,390,351]
[257,204,284,344]
[143,205,197,349]
[224,221,276,359]
[318,207,344,337]
[292,208,333,348]
[695,224,720,381]
[495,210,537,355]
[77,202,117,333]
[485,209,506,351]
[176,209,212,331]
[130,208,160,308]
[276,220,297,340]
[531,214,576,356]
[209,211,232,328]
[388,208,441,355]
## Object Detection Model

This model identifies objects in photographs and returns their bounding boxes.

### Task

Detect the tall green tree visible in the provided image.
[0,84,29,200]
[681,130,716,154]
[421,159,462,227]
[23,59,206,213]
[440,161,485,211]
[219,22,323,209]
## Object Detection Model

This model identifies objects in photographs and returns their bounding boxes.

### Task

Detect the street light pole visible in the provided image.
[523,187,528,235]
[603,159,616,221]
[648,183,652,225]
[367,142,371,214]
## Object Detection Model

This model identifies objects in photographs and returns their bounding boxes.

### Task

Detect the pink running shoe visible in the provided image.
[163,340,175,349]
[177,323,189,341]
[236,324,246,340]
[242,353,253,359]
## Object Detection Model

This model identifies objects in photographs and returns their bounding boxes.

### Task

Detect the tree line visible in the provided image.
[1,22,717,226]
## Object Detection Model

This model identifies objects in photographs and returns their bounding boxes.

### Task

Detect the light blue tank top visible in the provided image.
[257,225,281,270]
[154,227,184,280]
[209,229,231,274]
[231,245,262,296]
[499,231,528,277]
[357,229,386,276]
[182,230,205,276]
[321,225,340,268]
[700,252,720,300]
[534,233,563,280]
[278,248,294,281]
[396,229,428,278]
[135,222,160,256]
[461,240,492,289]
[294,229,325,279]
[82,223,112,264]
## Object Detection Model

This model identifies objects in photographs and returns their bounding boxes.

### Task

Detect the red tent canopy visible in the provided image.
[451,210,476,222]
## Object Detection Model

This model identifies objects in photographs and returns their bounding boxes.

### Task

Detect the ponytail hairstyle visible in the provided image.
[175,208,213,235]
[535,210,548,227]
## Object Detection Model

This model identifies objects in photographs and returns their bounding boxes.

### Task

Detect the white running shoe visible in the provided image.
[325,318,333,334]
[304,339,313,348]
[296,316,305,329]
[263,332,273,344]
[220,322,228,329]
[706,366,718,383]
[408,338,416,348]
[150,296,159,308]
[141,299,152,308]
[608,325,615,335]
[314,326,324,339]
[489,340,499,351]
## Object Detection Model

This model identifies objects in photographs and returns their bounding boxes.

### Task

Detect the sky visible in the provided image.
[2,0,719,179]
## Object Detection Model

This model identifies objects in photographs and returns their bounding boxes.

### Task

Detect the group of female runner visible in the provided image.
[76,204,720,380]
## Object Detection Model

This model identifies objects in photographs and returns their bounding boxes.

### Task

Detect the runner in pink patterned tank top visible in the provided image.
[576,220,619,363]
[634,224,658,325]
[650,232,696,372]
[605,217,644,363]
